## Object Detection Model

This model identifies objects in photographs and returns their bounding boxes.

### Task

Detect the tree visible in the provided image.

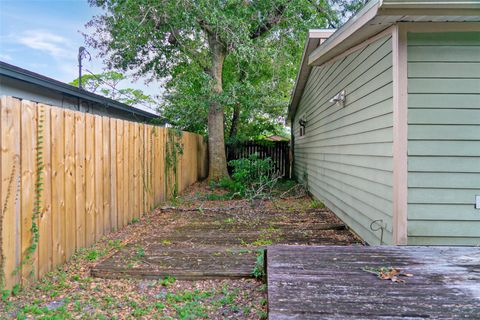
[85,0,339,181]
[70,71,158,109]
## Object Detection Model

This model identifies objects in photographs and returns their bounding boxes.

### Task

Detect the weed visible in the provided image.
[132,305,152,316]
[86,249,100,261]
[107,239,124,250]
[70,275,80,282]
[252,249,265,279]
[135,245,145,259]
[251,238,273,246]
[131,217,140,224]
[310,199,325,209]
[1,289,10,303]
[161,239,172,246]
[159,275,176,286]
[260,297,268,306]
[223,217,236,224]
[154,302,165,310]
[11,284,20,296]
[258,309,268,319]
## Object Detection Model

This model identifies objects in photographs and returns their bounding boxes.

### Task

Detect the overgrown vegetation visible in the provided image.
[215,153,280,200]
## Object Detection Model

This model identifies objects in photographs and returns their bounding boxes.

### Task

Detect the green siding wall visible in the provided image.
[293,36,394,245]
[407,32,480,246]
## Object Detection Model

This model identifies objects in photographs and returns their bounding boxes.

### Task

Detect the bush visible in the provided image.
[219,154,279,199]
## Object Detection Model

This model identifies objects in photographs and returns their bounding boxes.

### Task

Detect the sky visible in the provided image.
[0,0,162,113]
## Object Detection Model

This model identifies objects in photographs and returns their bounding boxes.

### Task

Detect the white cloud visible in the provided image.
[0,53,12,61]
[17,30,71,58]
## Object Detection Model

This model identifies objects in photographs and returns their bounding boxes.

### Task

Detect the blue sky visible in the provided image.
[0,0,162,112]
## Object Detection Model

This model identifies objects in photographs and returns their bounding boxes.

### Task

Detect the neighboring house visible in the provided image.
[264,135,290,142]
[0,61,159,122]
[288,0,480,246]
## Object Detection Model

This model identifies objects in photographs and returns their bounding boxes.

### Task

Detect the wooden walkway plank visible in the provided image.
[91,205,359,281]
[267,245,480,319]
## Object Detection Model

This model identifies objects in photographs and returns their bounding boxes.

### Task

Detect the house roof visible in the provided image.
[0,61,159,119]
[287,0,480,124]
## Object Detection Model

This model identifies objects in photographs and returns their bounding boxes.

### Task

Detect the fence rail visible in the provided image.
[226,141,290,178]
[0,96,208,289]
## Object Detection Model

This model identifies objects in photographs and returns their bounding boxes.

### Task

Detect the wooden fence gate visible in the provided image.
[226,141,291,178]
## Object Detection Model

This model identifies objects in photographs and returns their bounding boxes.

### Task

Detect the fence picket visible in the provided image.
[0,97,207,290]
[74,112,86,250]
[20,100,37,284]
[51,108,66,265]
[64,110,76,259]
[38,104,52,278]
[85,114,95,247]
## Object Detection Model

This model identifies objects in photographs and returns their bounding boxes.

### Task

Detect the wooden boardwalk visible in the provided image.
[91,204,360,280]
[267,245,480,319]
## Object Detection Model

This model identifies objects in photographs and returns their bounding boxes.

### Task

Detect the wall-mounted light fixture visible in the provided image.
[299,118,306,137]
[329,90,346,107]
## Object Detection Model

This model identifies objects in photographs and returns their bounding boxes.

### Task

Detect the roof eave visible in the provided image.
[286,29,335,125]
[0,61,159,119]
[309,0,480,67]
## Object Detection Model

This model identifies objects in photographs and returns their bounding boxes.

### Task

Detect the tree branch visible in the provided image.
[306,0,339,28]
[250,4,286,39]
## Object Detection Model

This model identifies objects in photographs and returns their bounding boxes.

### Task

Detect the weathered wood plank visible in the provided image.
[91,206,359,281]
[20,100,37,284]
[110,120,117,231]
[267,245,480,320]
[64,110,76,259]
[38,104,52,278]
[51,108,66,265]
[0,97,22,289]
[116,120,124,229]
[94,116,104,241]
[102,117,111,233]
[74,112,86,251]
[85,114,95,247]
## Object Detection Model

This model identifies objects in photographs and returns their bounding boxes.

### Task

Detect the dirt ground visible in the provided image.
[0,181,361,319]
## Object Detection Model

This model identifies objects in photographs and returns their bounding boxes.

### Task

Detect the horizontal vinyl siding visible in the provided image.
[407,32,480,246]
[293,36,394,245]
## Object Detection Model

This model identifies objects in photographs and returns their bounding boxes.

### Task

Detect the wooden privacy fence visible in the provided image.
[226,141,291,178]
[0,96,208,290]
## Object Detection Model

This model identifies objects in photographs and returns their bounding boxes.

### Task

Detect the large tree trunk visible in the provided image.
[207,33,229,181]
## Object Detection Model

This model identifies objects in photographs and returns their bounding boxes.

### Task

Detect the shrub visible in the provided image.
[219,154,279,200]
